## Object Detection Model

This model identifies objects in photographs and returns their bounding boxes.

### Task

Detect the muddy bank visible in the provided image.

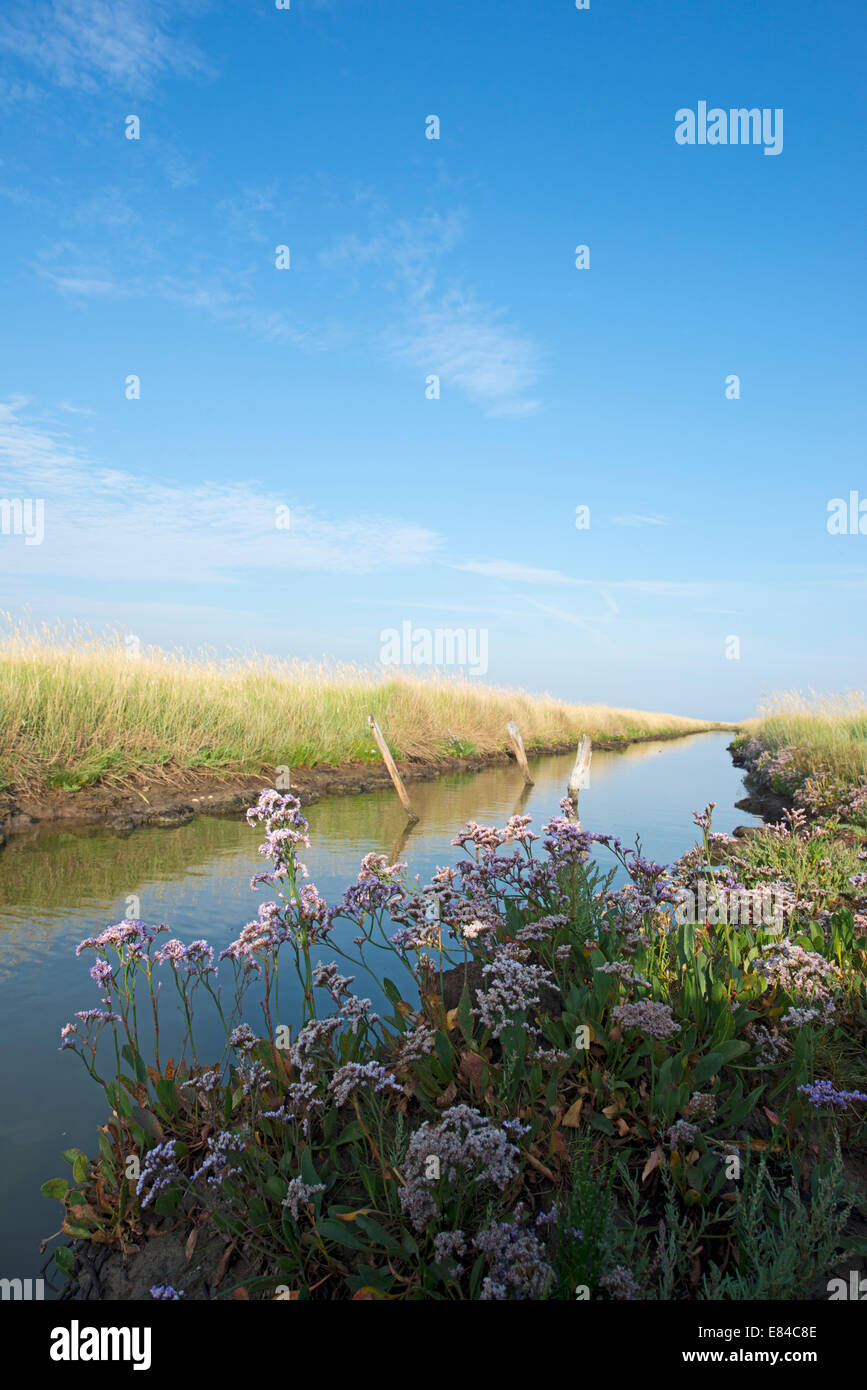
[728,738,790,823]
[0,729,729,842]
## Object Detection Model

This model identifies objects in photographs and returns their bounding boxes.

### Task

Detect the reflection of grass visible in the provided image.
[0,620,725,795]
[0,817,251,913]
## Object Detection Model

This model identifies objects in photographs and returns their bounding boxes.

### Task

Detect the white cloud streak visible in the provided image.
[0,401,443,582]
[0,0,213,94]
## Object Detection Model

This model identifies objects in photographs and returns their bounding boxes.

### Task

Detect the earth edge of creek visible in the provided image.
[0,728,741,845]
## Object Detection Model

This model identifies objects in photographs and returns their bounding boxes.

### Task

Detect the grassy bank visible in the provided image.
[733,692,867,824]
[0,623,724,795]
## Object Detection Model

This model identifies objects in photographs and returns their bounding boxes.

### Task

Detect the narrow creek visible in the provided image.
[0,730,759,1288]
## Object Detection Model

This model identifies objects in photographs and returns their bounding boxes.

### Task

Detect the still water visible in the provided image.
[0,731,758,1287]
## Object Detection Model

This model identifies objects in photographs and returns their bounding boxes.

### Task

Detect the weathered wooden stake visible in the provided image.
[567,734,592,825]
[505,720,534,786]
[368,714,419,823]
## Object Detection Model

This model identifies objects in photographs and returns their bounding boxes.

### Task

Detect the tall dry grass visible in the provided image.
[744,691,867,783]
[0,620,724,793]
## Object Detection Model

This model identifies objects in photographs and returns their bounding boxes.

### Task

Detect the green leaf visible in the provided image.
[713,1039,750,1065]
[694,1052,723,1086]
[382,978,404,1008]
[54,1246,75,1278]
[122,1044,149,1084]
[457,985,474,1042]
[300,1148,321,1189]
[588,1113,615,1136]
[726,1084,765,1125]
[335,1120,365,1146]
[131,1107,163,1143]
[249,1198,271,1227]
[72,1153,89,1186]
[153,1187,182,1216]
[315,1218,367,1251]
[155,1078,179,1114]
[107,1080,132,1117]
[434,1030,453,1072]
[41,1178,69,1201]
[354,1215,405,1256]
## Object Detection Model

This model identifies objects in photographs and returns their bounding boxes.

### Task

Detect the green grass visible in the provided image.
[734,692,867,824]
[740,691,867,785]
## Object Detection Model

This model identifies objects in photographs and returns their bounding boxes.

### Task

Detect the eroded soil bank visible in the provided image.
[0,730,728,843]
[728,739,788,823]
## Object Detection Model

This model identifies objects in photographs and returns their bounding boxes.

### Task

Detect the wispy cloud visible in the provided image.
[453,560,580,586]
[36,258,317,346]
[394,289,541,417]
[451,558,703,598]
[0,400,443,582]
[611,514,669,528]
[522,594,619,647]
[0,0,214,94]
[323,212,542,416]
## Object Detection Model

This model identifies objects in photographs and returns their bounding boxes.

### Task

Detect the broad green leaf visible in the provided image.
[41,1178,69,1201]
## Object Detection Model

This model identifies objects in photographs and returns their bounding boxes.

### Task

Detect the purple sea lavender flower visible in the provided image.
[312,960,355,1001]
[180,1067,223,1095]
[281,1176,326,1221]
[238,1060,271,1096]
[339,994,380,1034]
[136,1140,180,1207]
[665,1119,698,1150]
[191,1130,245,1189]
[474,948,556,1038]
[798,1080,867,1111]
[474,1216,554,1300]
[683,1092,717,1122]
[399,1106,523,1232]
[541,816,592,865]
[599,1265,640,1300]
[154,938,189,966]
[328,1061,402,1107]
[393,1021,437,1068]
[74,1008,121,1025]
[611,999,681,1040]
[451,821,507,854]
[76,919,168,957]
[433,1229,467,1272]
[228,1023,258,1052]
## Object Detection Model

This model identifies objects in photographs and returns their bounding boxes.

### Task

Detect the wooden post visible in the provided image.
[567,734,592,825]
[505,720,534,786]
[368,715,419,823]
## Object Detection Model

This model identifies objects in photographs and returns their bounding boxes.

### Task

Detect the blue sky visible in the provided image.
[0,0,863,719]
